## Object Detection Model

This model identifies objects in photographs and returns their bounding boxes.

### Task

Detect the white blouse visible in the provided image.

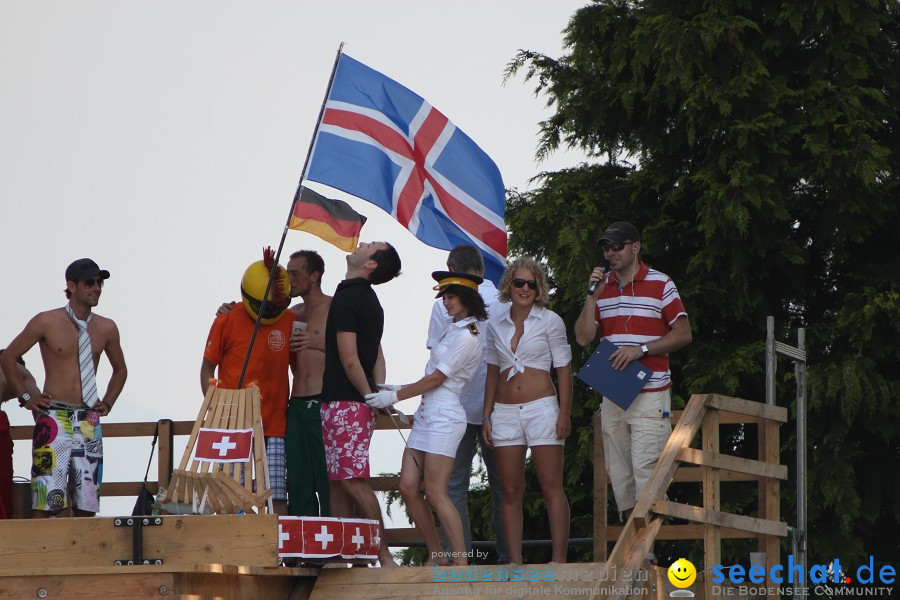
[486,304,572,380]
[424,315,483,395]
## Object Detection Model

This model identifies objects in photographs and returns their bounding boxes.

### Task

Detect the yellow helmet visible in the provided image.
[241,247,290,325]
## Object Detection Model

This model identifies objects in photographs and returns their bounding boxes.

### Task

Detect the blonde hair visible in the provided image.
[497,257,550,307]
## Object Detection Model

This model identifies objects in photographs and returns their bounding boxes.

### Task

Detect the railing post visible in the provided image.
[702,408,721,600]
[593,411,607,562]
[157,419,174,492]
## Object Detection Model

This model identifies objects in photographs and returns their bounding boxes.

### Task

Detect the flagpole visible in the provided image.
[237,42,345,388]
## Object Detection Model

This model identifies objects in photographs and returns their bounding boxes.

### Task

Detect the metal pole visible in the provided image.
[796,328,807,590]
[236,43,345,387]
[765,316,776,406]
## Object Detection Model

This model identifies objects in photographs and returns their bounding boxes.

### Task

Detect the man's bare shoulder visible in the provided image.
[29,307,68,328]
[88,313,120,335]
[311,294,333,310]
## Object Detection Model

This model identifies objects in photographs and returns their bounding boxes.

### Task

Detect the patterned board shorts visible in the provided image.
[32,409,103,513]
[320,401,376,480]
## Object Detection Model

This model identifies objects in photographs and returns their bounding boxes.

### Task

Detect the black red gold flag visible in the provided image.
[289,186,367,252]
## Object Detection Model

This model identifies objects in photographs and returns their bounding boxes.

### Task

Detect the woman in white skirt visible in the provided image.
[482,257,572,564]
[365,271,488,565]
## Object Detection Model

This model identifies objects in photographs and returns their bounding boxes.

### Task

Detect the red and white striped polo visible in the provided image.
[594,263,687,391]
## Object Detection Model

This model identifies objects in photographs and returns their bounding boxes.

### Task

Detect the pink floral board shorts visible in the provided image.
[320,401,377,480]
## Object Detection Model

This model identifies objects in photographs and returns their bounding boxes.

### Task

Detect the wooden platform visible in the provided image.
[0,514,673,599]
[0,510,772,599]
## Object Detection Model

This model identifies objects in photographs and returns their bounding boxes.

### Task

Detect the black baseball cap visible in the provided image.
[65,258,110,282]
[598,221,641,244]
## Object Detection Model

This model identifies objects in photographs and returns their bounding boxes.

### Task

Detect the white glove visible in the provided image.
[365,389,398,409]
[376,383,402,391]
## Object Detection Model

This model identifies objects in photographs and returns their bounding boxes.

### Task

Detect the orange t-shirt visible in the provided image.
[203,305,294,437]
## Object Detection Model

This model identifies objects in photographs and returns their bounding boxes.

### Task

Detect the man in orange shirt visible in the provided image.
[201,249,294,515]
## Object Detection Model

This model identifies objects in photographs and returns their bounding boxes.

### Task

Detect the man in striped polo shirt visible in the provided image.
[575,222,692,520]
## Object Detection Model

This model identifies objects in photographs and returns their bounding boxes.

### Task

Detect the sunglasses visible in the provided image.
[512,278,538,290]
[600,241,632,252]
[80,278,105,288]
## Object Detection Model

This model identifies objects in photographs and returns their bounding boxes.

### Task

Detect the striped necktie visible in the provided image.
[66,304,98,408]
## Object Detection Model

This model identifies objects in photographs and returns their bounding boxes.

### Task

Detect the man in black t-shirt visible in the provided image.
[321,241,401,567]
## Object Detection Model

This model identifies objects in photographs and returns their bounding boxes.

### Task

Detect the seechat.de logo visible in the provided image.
[668,558,697,598]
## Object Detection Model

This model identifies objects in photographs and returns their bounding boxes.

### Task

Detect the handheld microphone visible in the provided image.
[587,261,611,295]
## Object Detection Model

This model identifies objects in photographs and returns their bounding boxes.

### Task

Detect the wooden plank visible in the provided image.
[678,448,787,480]
[310,563,654,600]
[603,524,757,541]
[706,394,787,423]
[670,410,760,425]
[158,419,174,491]
[593,411,608,562]
[174,570,314,600]
[0,573,175,600]
[382,527,427,544]
[592,517,661,600]
[678,448,787,479]
[251,388,271,511]
[702,410,721,600]
[0,514,279,575]
[652,499,788,537]
[673,466,763,482]
[210,471,245,513]
[369,475,400,492]
[759,417,781,585]
[217,470,260,513]
[374,413,411,430]
[102,481,160,497]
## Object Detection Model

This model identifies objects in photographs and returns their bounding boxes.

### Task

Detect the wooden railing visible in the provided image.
[8,415,415,543]
[592,393,787,600]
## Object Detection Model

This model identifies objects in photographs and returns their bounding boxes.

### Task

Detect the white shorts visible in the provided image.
[491,396,564,447]
[407,393,467,458]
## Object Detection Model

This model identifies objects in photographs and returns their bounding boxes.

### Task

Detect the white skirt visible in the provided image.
[406,388,466,457]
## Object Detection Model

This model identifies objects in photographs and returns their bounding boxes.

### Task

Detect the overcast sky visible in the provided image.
[0,1,589,518]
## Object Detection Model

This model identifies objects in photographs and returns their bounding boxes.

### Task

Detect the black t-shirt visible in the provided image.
[322,277,384,403]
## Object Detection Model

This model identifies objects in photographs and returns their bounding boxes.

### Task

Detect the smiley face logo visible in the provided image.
[668,558,697,588]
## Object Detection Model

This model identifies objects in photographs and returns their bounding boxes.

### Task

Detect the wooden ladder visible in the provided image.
[158,382,272,514]
[593,393,788,600]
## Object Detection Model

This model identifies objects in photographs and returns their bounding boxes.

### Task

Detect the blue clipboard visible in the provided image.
[576,338,652,410]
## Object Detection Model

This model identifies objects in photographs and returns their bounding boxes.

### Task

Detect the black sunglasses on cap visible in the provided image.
[512,278,538,290]
[600,241,633,252]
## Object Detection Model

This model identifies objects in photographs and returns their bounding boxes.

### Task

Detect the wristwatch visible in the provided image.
[18,392,32,408]
[640,344,650,356]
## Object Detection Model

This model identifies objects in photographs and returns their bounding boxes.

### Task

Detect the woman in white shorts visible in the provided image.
[482,258,572,564]
[365,271,487,565]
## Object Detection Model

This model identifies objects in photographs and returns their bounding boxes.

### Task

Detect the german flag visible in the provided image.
[289,186,367,252]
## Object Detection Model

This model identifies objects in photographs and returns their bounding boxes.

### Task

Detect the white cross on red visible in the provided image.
[211,436,237,457]
[315,525,334,548]
[351,527,364,549]
[278,524,290,550]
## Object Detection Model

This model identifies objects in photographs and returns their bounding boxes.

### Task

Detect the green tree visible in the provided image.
[494,0,900,567]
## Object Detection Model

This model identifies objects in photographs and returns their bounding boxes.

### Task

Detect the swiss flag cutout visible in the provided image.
[195,428,253,462]
[277,517,304,557]
[341,518,372,559]
[301,517,344,558]
[360,520,381,560]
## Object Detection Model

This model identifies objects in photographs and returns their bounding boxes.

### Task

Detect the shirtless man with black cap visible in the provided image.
[0,258,127,517]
